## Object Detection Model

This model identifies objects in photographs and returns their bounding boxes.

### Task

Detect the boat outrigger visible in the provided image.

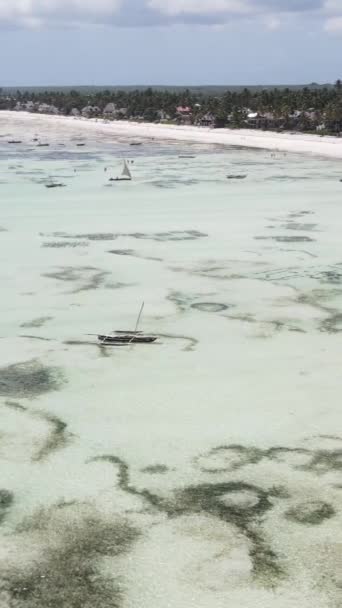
[96,303,157,345]
[109,160,132,182]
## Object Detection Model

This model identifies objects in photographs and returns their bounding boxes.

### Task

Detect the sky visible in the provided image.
[1,0,342,86]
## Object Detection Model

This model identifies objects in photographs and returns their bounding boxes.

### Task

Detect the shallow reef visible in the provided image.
[0,360,65,399]
[2,505,139,608]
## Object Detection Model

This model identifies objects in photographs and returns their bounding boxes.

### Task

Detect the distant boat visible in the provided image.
[179,155,195,159]
[76,143,86,147]
[130,142,142,146]
[45,176,66,189]
[37,143,50,147]
[96,302,157,345]
[109,160,132,182]
[8,140,22,144]
[227,174,247,180]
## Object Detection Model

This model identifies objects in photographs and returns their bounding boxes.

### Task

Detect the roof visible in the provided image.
[176,106,192,113]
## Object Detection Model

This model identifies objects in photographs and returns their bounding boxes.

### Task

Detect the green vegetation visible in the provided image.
[1,81,342,133]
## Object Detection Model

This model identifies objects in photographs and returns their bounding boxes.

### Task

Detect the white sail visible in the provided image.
[122,160,132,179]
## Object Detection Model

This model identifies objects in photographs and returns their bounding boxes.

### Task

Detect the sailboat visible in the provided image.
[109,160,132,182]
[96,303,157,345]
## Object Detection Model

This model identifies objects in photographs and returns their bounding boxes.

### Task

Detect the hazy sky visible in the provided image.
[1,0,342,85]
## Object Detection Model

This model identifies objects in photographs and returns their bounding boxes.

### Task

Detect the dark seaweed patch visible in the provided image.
[320,313,342,334]
[109,249,136,256]
[157,333,198,352]
[316,271,342,284]
[42,241,89,248]
[302,449,342,474]
[196,445,264,473]
[108,249,163,262]
[141,464,169,474]
[0,360,65,399]
[167,290,193,312]
[128,230,207,242]
[41,232,117,241]
[5,508,138,608]
[255,236,315,243]
[191,302,230,313]
[42,266,110,293]
[20,317,53,329]
[90,455,283,586]
[4,400,27,411]
[285,501,335,525]
[0,489,14,524]
[19,335,53,342]
[68,233,118,241]
[32,412,72,462]
[41,230,207,242]
[174,482,284,585]
[282,222,317,232]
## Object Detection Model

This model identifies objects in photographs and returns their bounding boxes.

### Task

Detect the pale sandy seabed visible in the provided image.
[0,111,341,607]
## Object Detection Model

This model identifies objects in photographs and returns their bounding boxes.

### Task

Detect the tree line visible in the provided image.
[1,82,342,133]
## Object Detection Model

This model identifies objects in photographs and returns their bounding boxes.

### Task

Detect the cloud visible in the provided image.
[0,0,122,28]
[0,0,341,31]
[324,15,342,29]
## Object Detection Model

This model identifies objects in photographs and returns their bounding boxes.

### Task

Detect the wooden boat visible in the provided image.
[130,142,142,146]
[76,143,86,147]
[109,160,132,182]
[98,334,156,344]
[8,140,22,144]
[37,143,50,147]
[96,303,156,345]
[227,174,247,180]
[45,177,66,188]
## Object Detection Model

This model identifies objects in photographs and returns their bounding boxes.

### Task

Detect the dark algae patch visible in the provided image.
[196,444,264,473]
[20,317,53,329]
[42,241,89,248]
[2,400,71,461]
[4,505,139,608]
[255,235,315,243]
[32,412,72,462]
[141,464,169,474]
[0,489,14,524]
[0,359,65,399]
[90,454,284,587]
[285,501,335,525]
[42,266,111,293]
[191,302,231,313]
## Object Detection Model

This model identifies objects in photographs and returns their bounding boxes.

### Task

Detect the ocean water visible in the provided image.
[0,113,341,607]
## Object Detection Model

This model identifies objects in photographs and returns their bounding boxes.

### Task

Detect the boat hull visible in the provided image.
[98,335,157,344]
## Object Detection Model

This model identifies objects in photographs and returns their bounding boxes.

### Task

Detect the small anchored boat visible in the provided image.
[98,334,157,344]
[109,160,132,182]
[45,176,66,189]
[96,303,157,345]
[8,140,22,144]
[227,174,247,180]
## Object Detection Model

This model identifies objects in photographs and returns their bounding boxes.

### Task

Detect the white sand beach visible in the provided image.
[2,110,342,158]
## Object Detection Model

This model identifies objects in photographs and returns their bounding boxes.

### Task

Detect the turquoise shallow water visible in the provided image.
[0,113,341,608]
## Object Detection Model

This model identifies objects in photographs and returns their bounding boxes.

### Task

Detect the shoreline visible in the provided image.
[2,110,342,158]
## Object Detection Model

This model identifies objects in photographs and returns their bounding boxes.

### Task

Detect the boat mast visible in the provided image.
[134,302,145,334]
